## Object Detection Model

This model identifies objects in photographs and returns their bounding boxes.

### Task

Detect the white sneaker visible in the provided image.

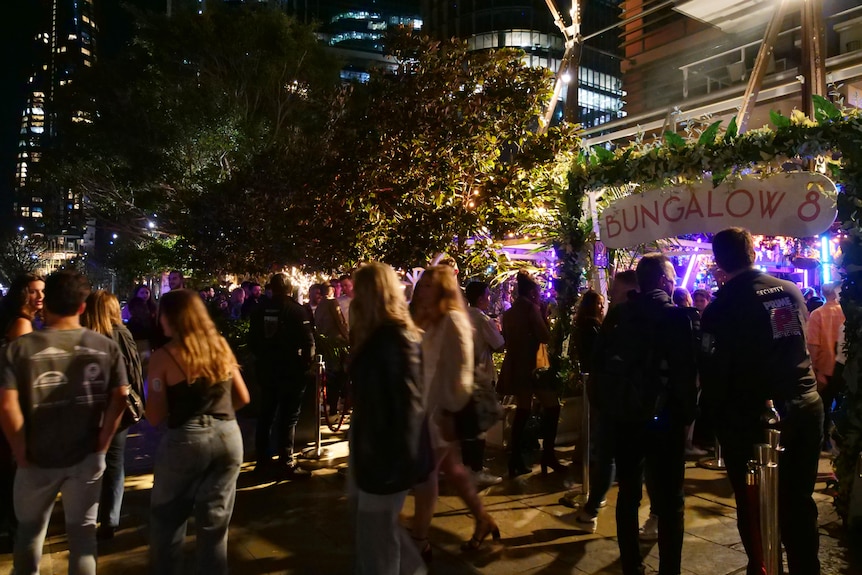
[574,509,598,533]
[639,514,659,541]
[472,470,503,487]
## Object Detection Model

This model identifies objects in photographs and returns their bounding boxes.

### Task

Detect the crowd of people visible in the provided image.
[0,225,841,575]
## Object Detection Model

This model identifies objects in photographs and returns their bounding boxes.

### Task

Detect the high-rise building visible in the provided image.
[581,0,862,147]
[14,0,96,257]
[281,0,423,81]
[421,0,625,129]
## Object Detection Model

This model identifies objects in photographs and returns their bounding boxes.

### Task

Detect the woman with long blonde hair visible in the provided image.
[146,289,250,575]
[411,265,499,560]
[348,262,429,575]
[80,290,144,540]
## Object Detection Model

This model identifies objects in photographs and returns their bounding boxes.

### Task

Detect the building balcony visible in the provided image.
[583,3,862,145]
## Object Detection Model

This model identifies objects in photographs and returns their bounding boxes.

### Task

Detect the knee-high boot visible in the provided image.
[509,408,532,478]
[540,406,567,475]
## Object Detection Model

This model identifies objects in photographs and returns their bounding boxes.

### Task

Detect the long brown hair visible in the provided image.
[574,290,604,327]
[349,262,418,352]
[158,289,237,385]
[81,290,122,335]
[411,265,466,329]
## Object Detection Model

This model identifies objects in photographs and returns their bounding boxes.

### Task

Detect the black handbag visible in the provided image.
[454,384,503,440]
[120,387,145,430]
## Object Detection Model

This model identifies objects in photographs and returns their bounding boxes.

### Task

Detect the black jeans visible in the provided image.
[584,410,616,516]
[255,366,309,462]
[613,419,686,575]
[717,392,823,575]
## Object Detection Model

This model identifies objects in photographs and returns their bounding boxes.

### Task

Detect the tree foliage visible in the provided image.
[0,234,48,287]
[40,7,576,277]
[316,33,575,275]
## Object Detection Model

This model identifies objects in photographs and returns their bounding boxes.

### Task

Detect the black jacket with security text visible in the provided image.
[699,269,816,425]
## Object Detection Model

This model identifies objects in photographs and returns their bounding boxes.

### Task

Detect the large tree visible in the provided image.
[41,8,575,277]
[314,33,576,275]
[43,3,341,275]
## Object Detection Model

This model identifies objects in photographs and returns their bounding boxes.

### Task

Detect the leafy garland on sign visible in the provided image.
[558,97,862,524]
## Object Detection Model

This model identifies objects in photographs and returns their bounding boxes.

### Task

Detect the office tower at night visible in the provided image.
[421,0,625,129]
[14,0,96,259]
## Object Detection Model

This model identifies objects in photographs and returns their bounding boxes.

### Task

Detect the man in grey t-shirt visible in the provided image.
[0,271,129,575]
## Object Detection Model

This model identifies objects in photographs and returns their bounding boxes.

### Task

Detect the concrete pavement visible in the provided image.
[1,418,859,575]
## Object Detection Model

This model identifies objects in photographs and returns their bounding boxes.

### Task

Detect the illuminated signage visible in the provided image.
[598,173,837,248]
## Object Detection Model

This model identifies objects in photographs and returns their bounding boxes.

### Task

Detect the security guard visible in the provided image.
[700,227,823,575]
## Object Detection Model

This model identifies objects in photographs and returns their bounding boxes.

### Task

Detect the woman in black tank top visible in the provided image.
[145,289,250,575]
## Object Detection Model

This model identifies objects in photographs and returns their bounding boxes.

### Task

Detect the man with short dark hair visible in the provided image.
[700,227,823,575]
[692,289,711,313]
[249,273,316,479]
[594,253,697,575]
[241,282,263,319]
[0,270,129,575]
[337,274,353,328]
[167,270,184,292]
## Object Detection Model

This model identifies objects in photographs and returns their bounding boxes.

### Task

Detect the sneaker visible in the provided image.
[473,470,503,487]
[574,509,598,533]
[685,445,708,456]
[639,514,658,541]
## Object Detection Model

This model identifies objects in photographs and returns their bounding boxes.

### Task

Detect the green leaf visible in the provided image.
[769,109,791,128]
[592,146,614,163]
[812,94,841,124]
[697,120,722,146]
[711,168,730,187]
[663,131,685,148]
[726,116,738,140]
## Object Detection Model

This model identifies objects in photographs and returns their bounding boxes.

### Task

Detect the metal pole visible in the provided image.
[697,437,727,470]
[757,430,782,575]
[313,354,325,458]
[737,0,791,134]
[581,372,590,500]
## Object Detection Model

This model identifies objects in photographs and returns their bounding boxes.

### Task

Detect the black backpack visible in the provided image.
[593,300,667,422]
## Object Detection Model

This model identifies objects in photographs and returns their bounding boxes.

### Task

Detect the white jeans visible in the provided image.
[14,452,106,575]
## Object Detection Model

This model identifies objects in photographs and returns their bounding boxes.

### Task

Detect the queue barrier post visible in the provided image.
[755,429,782,575]
[697,437,727,470]
[559,372,590,508]
[300,354,328,461]
[581,372,590,501]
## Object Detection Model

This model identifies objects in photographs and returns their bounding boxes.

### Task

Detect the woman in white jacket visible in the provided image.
[410,265,500,562]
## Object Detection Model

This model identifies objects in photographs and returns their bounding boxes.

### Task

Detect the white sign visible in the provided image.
[598,173,837,248]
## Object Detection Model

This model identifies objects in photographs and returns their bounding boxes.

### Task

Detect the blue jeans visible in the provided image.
[98,427,129,529]
[13,452,106,575]
[347,469,426,575]
[149,417,243,575]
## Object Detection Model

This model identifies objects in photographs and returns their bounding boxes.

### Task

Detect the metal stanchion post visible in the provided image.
[581,372,590,501]
[300,355,328,461]
[757,429,782,575]
[697,436,727,470]
[560,372,590,508]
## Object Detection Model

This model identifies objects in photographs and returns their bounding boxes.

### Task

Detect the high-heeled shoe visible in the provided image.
[461,514,501,551]
[540,452,567,475]
[412,537,432,564]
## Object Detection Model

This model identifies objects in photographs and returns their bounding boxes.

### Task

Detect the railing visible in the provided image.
[679,4,862,100]
[680,31,795,99]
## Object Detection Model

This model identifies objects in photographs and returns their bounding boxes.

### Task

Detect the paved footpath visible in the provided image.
[2,418,860,575]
